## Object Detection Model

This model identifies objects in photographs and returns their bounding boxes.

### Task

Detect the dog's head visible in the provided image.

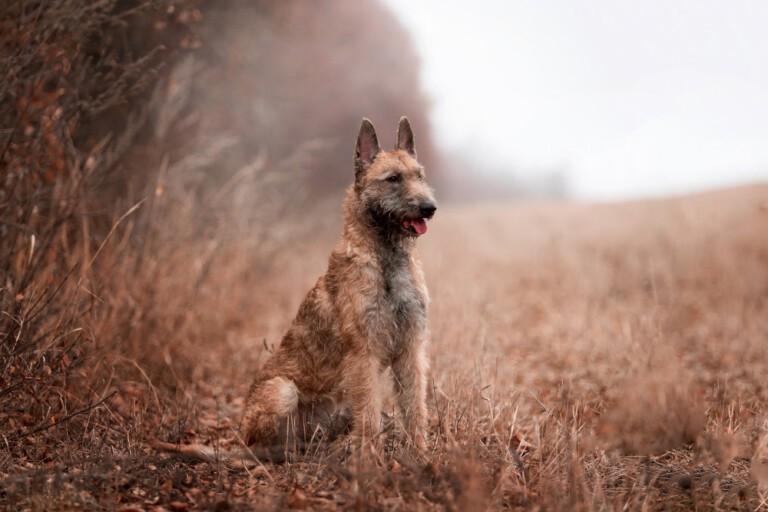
[353,117,437,238]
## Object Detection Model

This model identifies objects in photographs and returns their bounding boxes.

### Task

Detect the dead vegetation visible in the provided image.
[3,0,768,510]
[419,188,768,510]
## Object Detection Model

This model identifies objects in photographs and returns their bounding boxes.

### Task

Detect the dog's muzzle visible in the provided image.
[419,201,437,219]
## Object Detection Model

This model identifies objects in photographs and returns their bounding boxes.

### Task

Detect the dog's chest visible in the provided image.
[379,257,426,347]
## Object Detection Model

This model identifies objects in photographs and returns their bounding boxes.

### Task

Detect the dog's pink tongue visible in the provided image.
[412,218,427,235]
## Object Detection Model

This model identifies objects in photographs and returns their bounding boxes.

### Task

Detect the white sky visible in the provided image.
[380,0,768,200]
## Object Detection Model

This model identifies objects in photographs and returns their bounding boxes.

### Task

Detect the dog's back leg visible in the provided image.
[287,397,353,444]
[241,376,300,446]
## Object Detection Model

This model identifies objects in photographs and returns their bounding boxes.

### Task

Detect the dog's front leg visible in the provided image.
[392,339,429,453]
[342,348,381,444]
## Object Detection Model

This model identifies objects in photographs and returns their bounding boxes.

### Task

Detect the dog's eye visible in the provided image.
[386,175,400,183]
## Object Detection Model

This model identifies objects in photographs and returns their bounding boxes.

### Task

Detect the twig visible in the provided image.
[10,391,117,441]
[432,378,445,439]
[110,356,162,414]
[26,263,81,323]
[77,198,147,287]
[0,381,24,401]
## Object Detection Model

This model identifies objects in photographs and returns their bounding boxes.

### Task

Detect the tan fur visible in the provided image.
[155,117,435,460]
[241,117,436,453]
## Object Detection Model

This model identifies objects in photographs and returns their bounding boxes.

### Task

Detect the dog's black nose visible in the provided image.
[419,202,437,218]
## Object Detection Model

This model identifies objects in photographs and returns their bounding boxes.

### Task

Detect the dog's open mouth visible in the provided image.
[402,218,428,236]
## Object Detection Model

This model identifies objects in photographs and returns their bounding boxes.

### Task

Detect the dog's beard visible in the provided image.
[365,206,428,242]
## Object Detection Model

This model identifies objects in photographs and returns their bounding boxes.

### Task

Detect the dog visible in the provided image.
[154,117,436,461]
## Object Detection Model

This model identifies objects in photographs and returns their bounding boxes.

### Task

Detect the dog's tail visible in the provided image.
[151,440,304,464]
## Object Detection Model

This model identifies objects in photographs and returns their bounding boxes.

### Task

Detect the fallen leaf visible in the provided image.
[286,486,308,509]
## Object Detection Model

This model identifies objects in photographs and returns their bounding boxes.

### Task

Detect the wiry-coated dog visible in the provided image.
[154,117,436,461]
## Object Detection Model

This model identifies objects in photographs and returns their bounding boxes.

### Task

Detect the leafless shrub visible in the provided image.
[0,0,200,472]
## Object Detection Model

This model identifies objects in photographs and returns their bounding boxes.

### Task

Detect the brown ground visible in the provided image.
[3,184,768,510]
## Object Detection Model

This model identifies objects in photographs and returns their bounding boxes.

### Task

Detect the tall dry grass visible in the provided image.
[417,187,768,509]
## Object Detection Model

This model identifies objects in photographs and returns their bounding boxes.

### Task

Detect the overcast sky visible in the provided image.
[380,0,768,200]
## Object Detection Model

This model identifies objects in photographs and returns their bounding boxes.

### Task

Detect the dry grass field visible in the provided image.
[5,2,768,510]
[7,184,767,510]
[416,185,768,510]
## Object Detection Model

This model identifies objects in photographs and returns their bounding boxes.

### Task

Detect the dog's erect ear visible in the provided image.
[355,118,380,174]
[396,116,416,157]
